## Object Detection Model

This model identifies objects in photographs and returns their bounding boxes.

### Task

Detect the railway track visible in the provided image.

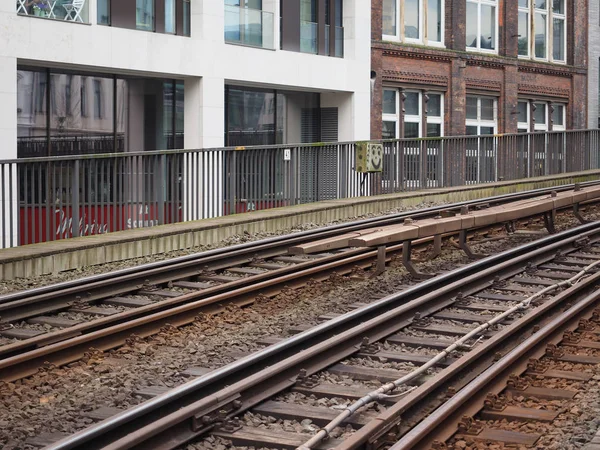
[1,183,597,382]
[42,220,600,450]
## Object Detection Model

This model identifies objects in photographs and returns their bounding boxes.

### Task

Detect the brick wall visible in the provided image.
[589,0,600,128]
[371,0,590,138]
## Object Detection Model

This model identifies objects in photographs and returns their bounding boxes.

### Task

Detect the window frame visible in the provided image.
[466,0,499,55]
[381,88,445,139]
[519,0,567,64]
[465,95,498,134]
[382,0,445,48]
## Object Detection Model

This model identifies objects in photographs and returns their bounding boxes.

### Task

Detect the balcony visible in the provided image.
[16,0,89,23]
[225,5,274,50]
[324,25,344,57]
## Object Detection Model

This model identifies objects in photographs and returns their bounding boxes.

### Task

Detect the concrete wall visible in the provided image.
[0,0,372,158]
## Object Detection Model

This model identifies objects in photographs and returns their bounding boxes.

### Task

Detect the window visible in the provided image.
[466,0,497,52]
[81,78,87,117]
[382,0,444,46]
[552,103,565,130]
[465,96,497,135]
[519,0,566,62]
[183,0,191,36]
[97,0,110,25]
[165,0,176,33]
[136,0,154,31]
[225,0,273,49]
[517,100,529,132]
[382,88,444,138]
[300,0,318,53]
[94,80,103,119]
[518,100,567,132]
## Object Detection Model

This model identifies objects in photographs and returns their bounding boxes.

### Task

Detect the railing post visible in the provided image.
[72,159,80,238]
[158,154,166,225]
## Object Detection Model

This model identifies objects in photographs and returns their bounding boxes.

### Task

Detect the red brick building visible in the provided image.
[371,0,588,140]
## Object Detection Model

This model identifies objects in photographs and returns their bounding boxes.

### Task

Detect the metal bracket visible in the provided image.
[507,374,530,391]
[579,319,597,331]
[192,393,242,432]
[459,230,487,259]
[457,416,483,435]
[484,393,507,411]
[573,203,589,224]
[296,369,321,388]
[430,234,442,259]
[371,245,387,278]
[359,337,380,354]
[527,358,549,374]
[563,331,582,344]
[543,212,556,234]
[545,343,565,359]
[402,240,433,279]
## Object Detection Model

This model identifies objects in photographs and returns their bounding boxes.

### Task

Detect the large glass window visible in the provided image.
[136,0,155,31]
[382,0,443,46]
[381,88,444,138]
[17,68,184,157]
[466,0,497,52]
[519,0,565,62]
[50,74,115,156]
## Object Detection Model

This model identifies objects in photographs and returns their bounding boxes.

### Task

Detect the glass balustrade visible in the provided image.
[225,5,274,50]
[335,26,344,57]
[300,21,318,54]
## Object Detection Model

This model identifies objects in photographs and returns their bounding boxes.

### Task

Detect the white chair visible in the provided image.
[46,0,57,18]
[17,0,28,14]
[63,0,85,22]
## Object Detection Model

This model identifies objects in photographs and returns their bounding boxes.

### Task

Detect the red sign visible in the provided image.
[19,204,182,245]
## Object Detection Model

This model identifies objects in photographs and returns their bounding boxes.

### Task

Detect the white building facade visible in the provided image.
[0,0,371,160]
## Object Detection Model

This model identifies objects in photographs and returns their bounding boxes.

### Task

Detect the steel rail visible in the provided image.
[388,276,600,450]
[45,221,600,450]
[1,181,596,313]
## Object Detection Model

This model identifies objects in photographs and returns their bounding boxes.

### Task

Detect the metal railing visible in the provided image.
[1,129,599,248]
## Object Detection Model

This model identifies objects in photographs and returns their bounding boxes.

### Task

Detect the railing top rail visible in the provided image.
[6,129,598,164]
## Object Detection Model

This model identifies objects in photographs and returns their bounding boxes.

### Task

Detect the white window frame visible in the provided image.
[518,0,530,58]
[382,88,399,139]
[520,0,567,64]
[466,0,498,55]
[382,88,445,138]
[551,103,566,131]
[533,102,548,131]
[382,0,445,47]
[517,100,530,131]
[465,95,497,134]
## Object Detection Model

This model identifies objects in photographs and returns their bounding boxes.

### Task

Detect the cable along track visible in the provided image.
[42,222,600,450]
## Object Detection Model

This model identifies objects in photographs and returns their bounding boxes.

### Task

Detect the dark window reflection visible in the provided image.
[17,68,185,157]
[50,73,115,156]
[17,69,48,158]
